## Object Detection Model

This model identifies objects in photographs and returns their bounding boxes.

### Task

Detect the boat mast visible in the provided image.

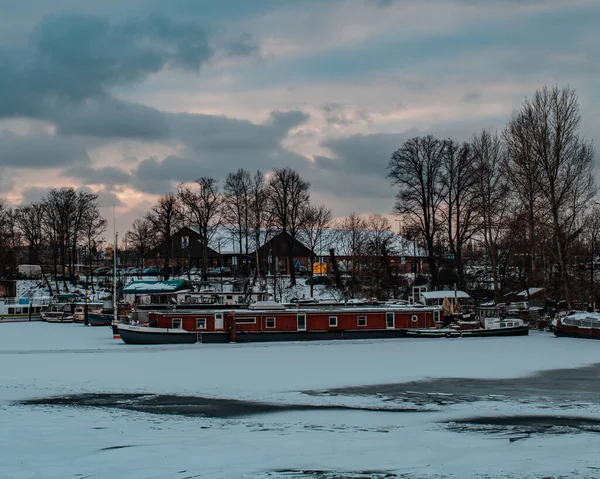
[113,204,118,324]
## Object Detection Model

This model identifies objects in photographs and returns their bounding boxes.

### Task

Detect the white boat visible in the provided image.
[0,297,50,323]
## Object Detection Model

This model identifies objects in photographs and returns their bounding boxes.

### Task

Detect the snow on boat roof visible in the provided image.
[122,280,189,294]
[421,290,470,300]
[149,304,440,315]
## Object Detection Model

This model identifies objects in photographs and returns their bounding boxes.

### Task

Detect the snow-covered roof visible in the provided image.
[421,290,470,300]
[122,280,189,294]
[516,288,545,297]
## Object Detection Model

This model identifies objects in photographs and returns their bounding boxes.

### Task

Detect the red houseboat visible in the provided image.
[553,312,600,339]
[117,302,442,344]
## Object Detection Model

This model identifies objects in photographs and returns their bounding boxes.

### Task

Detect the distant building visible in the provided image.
[145,226,219,269]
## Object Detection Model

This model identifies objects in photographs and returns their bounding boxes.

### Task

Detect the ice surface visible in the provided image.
[1,324,600,478]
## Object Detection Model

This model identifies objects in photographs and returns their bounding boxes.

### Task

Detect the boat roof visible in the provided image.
[122,280,190,294]
[148,304,441,315]
[421,290,470,300]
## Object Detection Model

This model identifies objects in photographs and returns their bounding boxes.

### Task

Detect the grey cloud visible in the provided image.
[319,131,416,178]
[167,109,309,151]
[64,165,133,187]
[54,98,171,140]
[268,110,310,134]
[0,12,255,143]
[78,186,123,207]
[222,32,260,58]
[0,170,15,194]
[321,103,371,126]
[131,110,312,194]
[27,13,212,102]
[0,131,90,168]
[21,186,51,205]
[132,155,202,194]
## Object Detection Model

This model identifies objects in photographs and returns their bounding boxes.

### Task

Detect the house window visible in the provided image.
[357,316,367,327]
[266,317,276,328]
[386,312,394,329]
[433,310,441,323]
[236,317,256,324]
[329,316,338,327]
[411,315,419,323]
[196,318,206,329]
[297,314,306,331]
[172,318,182,329]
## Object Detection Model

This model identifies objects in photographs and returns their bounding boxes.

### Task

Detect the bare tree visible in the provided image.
[178,178,221,281]
[145,193,183,280]
[300,204,332,297]
[0,200,19,281]
[249,170,268,288]
[337,213,368,298]
[471,130,512,302]
[15,202,54,294]
[70,191,100,282]
[364,214,396,299]
[516,85,596,307]
[223,169,251,274]
[82,209,106,292]
[126,218,153,274]
[504,106,542,283]
[267,167,311,286]
[440,140,478,287]
[388,135,446,285]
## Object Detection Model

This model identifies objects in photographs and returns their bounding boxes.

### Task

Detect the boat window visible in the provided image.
[236,317,256,324]
[266,317,276,329]
[507,322,513,327]
[386,312,394,329]
[7,307,14,314]
[500,322,506,328]
[172,318,182,329]
[582,321,592,328]
[572,320,581,327]
[411,315,419,323]
[357,316,367,327]
[433,310,441,323]
[196,318,206,329]
[226,295,233,300]
[329,316,338,327]
[15,308,21,314]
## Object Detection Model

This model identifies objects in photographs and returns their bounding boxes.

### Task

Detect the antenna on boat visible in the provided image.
[113,204,118,325]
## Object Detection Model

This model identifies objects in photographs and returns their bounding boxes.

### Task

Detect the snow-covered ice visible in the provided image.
[1,323,600,478]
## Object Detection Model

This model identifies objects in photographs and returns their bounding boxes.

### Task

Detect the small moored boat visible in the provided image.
[404,317,529,338]
[118,323,198,344]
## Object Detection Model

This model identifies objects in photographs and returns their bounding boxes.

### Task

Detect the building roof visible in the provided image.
[122,280,189,295]
[421,290,471,300]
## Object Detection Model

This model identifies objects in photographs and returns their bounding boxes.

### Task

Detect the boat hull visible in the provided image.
[403,326,529,338]
[88,313,113,326]
[0,313,43,323]
[118,324,198,345]
[554,329,600,340]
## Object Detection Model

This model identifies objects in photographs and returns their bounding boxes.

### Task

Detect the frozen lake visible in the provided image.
[1,323,600,478]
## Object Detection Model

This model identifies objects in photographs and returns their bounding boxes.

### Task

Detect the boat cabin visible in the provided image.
[141,304,442,343]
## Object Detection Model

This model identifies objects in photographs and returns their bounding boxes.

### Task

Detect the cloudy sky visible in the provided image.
[1,0,598,233]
